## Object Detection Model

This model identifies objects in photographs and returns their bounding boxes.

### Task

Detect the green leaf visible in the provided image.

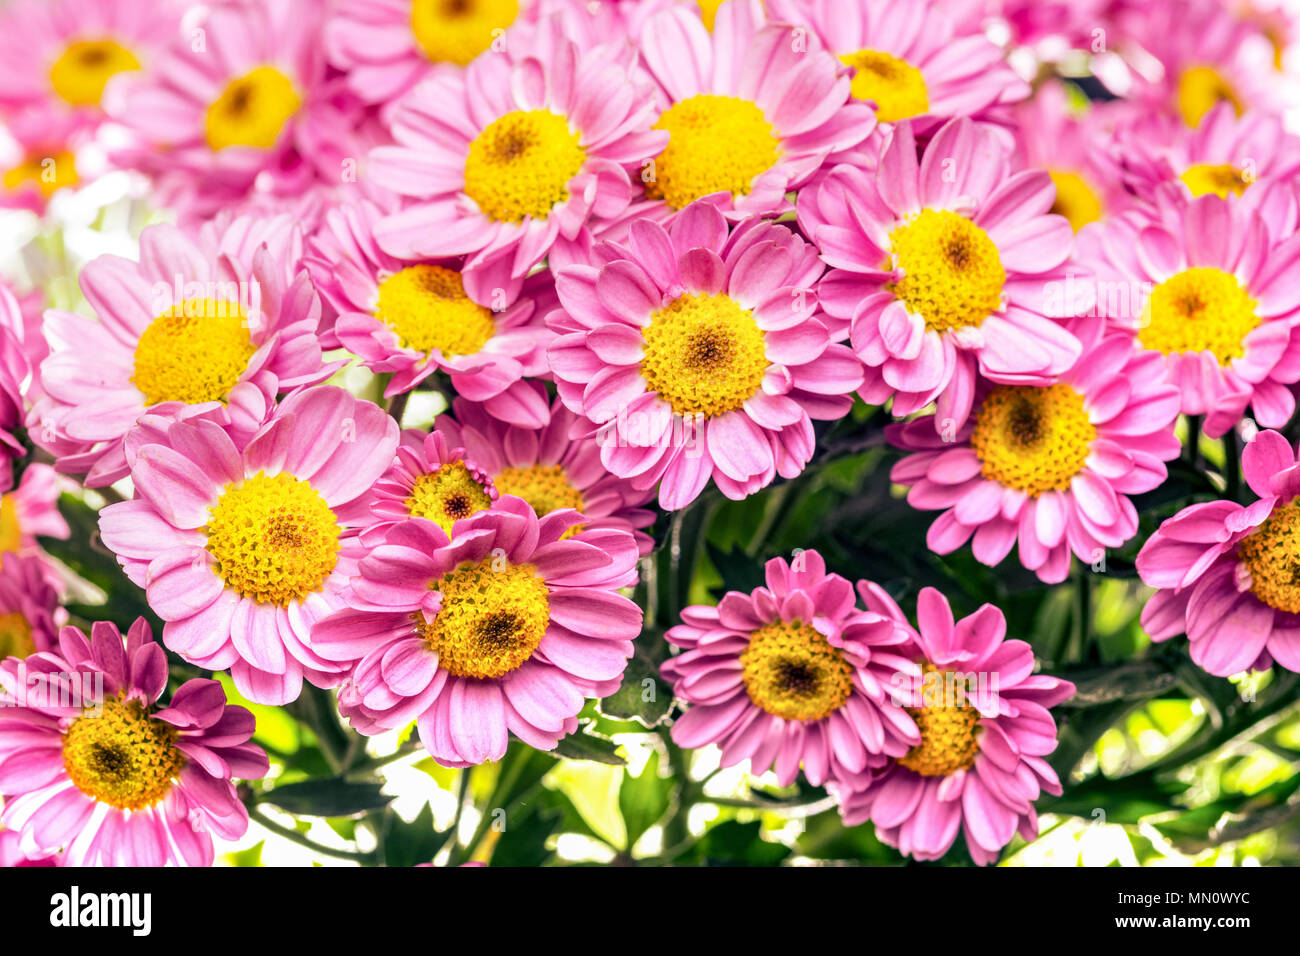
[678,820,790,867]
[618,751,673,850]
[260,779,392,817]
[382,803,441,868]
[490,804,563,867]
[551,726,626,765]
[598,638,673,727]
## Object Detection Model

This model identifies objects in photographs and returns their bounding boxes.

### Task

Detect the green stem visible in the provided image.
[249,808,372,864]
[1224,429,1241,502]
[453,748,529,865]
[1185,415,1202,466]
[386,389,409,427]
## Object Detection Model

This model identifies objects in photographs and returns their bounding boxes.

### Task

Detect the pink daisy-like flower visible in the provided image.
[1077,191,1300,438]
[799,118,1083,429]
[98,386,400,705]
[0,829,59,866]
[436,382,657,554]
[831,584,1074,865]
[0,110,92,215]
[311,495,643,767]
[32,214,338,487]
[0,554,62,661]
[632,0,873,220]
[887,323,1181,584]
[1136,430,1300,677]
[305,199,554,417]
[0,618,268,866]
[368,31,667,294]
[661,550,921,786]
[547,202,862,510]
[0,287,33,492]
[1,464,71,573]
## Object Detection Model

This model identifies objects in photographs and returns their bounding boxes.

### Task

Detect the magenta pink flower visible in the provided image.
[831,584,1073,865]
[0,829,58,866]
[548,202,861,509]
[888,324,1181,583]
[0,555,62,661]
[33,215,338,487]
[800,118,1083,430]
[1,464,72,566]
[305,198,554,418]
[0,618,269,867]
[0,109,92,214]
[1137,429,1300,677]
[0,287,32,492]
[98,386,399,705]
[312,496,643,767]
[662,550,921,786]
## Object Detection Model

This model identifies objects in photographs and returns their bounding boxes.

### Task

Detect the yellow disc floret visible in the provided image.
[1238,499,1300,614]
[205,472,341,606]
[1180,163,1250,199]
[646,94,780,210]
[496,463,585,537]
[1049,169,1103,231]
[205,66,302,151]
[463,109,586,222]
[971,384,1096,497]
[0,494,21,554]
[0,612,35,660]
[63,698,186,811]
[411,0,520,65]
[1139,267,1260,365]
[640,293,768,417]
[418,559,550,679]
[840,49,930,122]
[887,209,1006,332]
[3,149,78,198]
[740,619,853,722]
[49,38,140,106]
[899,663,982,776]
[375,265,496,356]
[1177,65,1243,127]
[406,461,494,535]
[131,298,256,407]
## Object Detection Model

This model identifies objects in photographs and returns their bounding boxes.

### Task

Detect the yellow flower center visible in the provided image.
[646,94,780,210]
[1139,267,1260,365]
[639,292,767,418]
[417,558,550,679]
[495,463,585,538]
[463,109,586,223]
[1238,499,1300,614]
[411,0,519,65]
[49,38,140,106]
[971,384,1096,497]
[898,664,981,777]
[63,698,186,811]
[3,150,78,197]
[131,298,256,407]
[0,495,20,554]
[1049,169,1103,231]
[1177,65,1243,127]
[840,49,930,122]
[205,472,341,606]
[406,461,494,535]
[887,210,1006,333]
[1180,163,1250,199]
[204,66,302,151]
[0,612,35,660]
[739,619,853,722]
[375,265,496,356]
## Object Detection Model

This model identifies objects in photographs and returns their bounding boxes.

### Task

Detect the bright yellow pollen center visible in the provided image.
[0,495,20,554]
[1139,267,1260,365]
[639,293,767,417]
[204,66,301,151]
[63,698,185,811]
[899,664,981,777]
[1180,163,1250,199]
[0,612,35,660]
[887,209,1006,332]
[406,461,493,535]
[418,559,550,679]
[693,0,724,30]
[495,463,585,539]
[1238,499,1300,614]
[1177,65,1243,127]
[1049,169,1103,231]
[646,94,780,210]
[375,265,495,356]
[840,49,930,122]
[463,109,586,223]
[740,619,853,722]
[972,384,1096,497]
[3,150,78,197]
[205,472,341,606]
[131,298,255,407]
[411,0,519,65]
[49,38,140,106]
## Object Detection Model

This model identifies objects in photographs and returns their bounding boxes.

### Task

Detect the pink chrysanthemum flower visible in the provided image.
[0,110,93,214]
[632,0,873,220]
[436,382,657,554]
[98,386,399,705]
[548,202,862,509]
[1077,192,1300,438]
[312,496,643,767]
[0,618,269,867]
[799,118,1083,429]
[0,829,59,867]
[33,215,338,487]
[1,464,71,576]
[887,324,1181,584]
[831,584,1074,865]
[368,32,666,294]
[0,287,32,492]
[305,199,554,418]
[661,550,921,785]
[0,555,62,661]
[1137,430,1300,677]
